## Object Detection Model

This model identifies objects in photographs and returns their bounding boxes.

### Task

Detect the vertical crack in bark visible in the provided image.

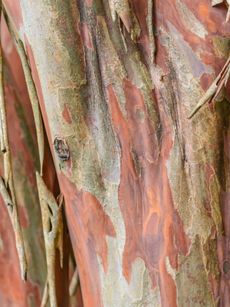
[36,172,63,307]
[0,5,27,280]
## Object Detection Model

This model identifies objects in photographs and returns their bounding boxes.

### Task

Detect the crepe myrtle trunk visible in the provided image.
[0,0,229,306]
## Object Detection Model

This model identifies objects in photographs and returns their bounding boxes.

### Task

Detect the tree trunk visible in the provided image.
[0,0,230,306]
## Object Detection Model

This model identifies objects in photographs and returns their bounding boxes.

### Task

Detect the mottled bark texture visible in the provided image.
[0,0,230,306]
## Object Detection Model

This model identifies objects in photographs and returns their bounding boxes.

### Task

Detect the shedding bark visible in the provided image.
[0,176,27,280]
[0,7,27,280]
[0,0,230,306]
[36,172,63,307]
[2,2,44,175]
[2,5,63,305]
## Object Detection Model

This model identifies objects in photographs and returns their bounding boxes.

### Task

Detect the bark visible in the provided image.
[0,0,230,306]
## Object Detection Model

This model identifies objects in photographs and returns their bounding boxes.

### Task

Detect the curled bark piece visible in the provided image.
[212,0,230,22]
[211,0,224,5]
[3,5,44,175]
[69,268,79,296]
[36,172,63,307]
[108,0,141,41]
[0,12,27,280]
[188,54,230,118]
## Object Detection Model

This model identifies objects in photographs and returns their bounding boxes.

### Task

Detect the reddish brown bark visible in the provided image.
[0,0,230,306]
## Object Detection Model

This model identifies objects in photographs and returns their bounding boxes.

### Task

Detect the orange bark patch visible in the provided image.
[0,200,41,306]
[200,72,214,90]
[198,3,216,32]
[107,82,189,306]
[152,0,230,76]
[62,104,72,124]
[18,205,29,229]
[59,174,116,307]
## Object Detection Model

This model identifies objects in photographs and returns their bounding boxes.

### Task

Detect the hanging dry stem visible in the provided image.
[0,5,27,280]
[188,54,230,118]
[2,4,44,175]
[36,172,63,307]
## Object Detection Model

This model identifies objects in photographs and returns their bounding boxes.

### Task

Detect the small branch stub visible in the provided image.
[54,137,70,162]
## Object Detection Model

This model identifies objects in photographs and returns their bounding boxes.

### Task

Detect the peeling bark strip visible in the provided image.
[0,8,27,280]
[36,172,63,307]
[40,280,49,307]
[2,3,44,176]
[0,177,27,279]
[108,0,141,41]
[0,29,9,184]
